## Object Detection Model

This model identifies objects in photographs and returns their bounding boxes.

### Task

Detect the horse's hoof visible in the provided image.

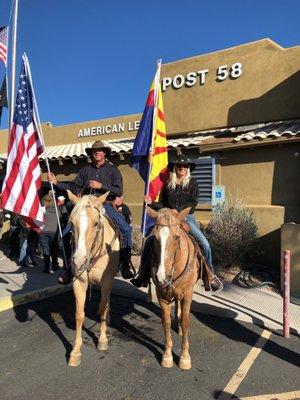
[179,356,191,370]
[97,340,108,351]
[68,353,81,367]
[161,355,173,368]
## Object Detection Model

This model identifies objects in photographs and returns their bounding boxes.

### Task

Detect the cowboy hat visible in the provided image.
[85,140,111,157]
[167,154,196,172]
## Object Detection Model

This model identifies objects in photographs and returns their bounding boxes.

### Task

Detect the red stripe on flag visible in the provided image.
[1,127,26,206]
[7,124,17,155]
[156,129,166,138]
[153,146,168,155]
[14,148,40,212]
[28,180,42,218]
[146,89,154,107]
[148,168,169,200]
[157,109,164,121]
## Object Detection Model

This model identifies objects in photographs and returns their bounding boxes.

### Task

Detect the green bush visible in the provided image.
[205,198,258,269]
[132,224,143,255]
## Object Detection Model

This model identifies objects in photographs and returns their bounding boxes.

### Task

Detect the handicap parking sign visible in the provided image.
[212,185,225,206]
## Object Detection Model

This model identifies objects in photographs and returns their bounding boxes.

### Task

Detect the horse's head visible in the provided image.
[147,207,191,286]
[68,191,109,277]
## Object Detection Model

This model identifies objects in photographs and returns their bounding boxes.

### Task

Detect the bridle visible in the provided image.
[152,222,195,301]
[72,205,118,281]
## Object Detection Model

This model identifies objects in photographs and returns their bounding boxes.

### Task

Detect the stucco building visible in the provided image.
[0,38,299,272]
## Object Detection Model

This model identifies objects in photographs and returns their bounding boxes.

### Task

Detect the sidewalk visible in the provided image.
[0,247,299,335]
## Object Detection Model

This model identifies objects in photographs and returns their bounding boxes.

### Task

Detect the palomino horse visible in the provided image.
[67,191,120,367]
[147,207,200,370]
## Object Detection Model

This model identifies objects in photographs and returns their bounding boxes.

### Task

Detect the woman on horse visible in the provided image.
[131,154,223,292]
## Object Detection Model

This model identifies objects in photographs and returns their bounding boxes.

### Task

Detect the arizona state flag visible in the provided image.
[130,67,169,202]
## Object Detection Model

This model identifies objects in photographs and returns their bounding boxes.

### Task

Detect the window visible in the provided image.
[191,156,215,204]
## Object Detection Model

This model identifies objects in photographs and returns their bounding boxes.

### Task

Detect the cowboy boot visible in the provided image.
[202,261,223,292]
[130,259,151,287]
[131,237,153,287]
[120,247,135,279]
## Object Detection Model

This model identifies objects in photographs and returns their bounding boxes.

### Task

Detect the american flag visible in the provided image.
[0,26,8,67]
[1,58,44,230]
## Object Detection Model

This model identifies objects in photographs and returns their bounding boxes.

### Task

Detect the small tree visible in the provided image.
[205,198,258,269]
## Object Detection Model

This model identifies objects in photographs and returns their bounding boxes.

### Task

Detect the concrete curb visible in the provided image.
[0,284,72,312]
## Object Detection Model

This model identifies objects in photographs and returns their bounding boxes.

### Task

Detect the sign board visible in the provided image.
[212,185,225,206]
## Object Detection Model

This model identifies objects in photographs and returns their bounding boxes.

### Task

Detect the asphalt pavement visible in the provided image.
[0,290,299,400]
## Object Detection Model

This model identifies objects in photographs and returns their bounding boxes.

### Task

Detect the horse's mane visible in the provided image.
[156,208,178,226]
[70,195,101,219]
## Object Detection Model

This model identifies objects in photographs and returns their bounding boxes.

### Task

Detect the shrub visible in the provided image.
[131,224,143,255]
[205,198,258,269]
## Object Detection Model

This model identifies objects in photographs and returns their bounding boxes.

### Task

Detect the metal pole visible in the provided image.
[283,249,290,338]
[9,0,18,132]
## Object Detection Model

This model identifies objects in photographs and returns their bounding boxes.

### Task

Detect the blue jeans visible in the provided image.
[185,214,214,272]
[39,233,59,267]
[104,204,132,248]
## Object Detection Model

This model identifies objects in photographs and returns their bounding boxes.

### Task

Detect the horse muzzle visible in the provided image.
[156,273,173,288]
[72,256,89,277]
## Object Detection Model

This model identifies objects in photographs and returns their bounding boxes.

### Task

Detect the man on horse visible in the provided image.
[131,154,223,292]
[47,140,135,284]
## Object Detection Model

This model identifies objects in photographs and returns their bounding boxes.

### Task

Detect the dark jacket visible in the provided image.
[151,177,199,214]
[58,162,123,200]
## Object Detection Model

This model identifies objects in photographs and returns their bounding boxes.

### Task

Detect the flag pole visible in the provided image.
[23,53,68,270]
[8,0,18,133]
[141,59,162,238]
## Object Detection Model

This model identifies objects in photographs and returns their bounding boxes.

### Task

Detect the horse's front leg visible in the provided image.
[179,290,193,370]
[68,278,88,367]
[174,298,182,336]
[97,278,113,351]
[159,299,173,368]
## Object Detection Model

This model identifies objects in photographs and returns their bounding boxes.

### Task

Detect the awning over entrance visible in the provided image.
[0,120,299,163]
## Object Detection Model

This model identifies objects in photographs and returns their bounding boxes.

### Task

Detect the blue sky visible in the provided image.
[0,0,299,129]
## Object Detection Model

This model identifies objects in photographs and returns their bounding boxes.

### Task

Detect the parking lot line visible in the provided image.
[236,390,300,399]
[218,329,272,400]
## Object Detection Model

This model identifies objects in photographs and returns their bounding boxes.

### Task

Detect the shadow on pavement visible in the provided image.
[192,305,300,370]
[8,277,168,365]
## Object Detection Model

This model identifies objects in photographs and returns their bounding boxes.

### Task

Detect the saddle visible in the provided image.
[185,231,215,291]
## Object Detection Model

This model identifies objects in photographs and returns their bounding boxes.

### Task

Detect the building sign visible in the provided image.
[212,185,225,207]
[77,120,140,138]
[162,62,243,92]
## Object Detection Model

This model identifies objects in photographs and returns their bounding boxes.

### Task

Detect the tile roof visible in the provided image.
[233,120,300,142]
[0,120,299,163]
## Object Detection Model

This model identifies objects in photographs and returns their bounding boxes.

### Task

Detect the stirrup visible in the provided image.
[209,275,223,293]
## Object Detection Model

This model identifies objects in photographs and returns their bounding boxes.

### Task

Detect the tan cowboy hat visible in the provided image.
[167,154,196,172]
[85,140,111,157]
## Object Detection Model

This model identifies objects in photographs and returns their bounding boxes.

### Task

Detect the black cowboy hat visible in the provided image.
[167,154,196,172]
[85,140,111,157]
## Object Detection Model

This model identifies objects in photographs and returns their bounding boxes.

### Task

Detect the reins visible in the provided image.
[153,226,197,302]
[72,204,119,282]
